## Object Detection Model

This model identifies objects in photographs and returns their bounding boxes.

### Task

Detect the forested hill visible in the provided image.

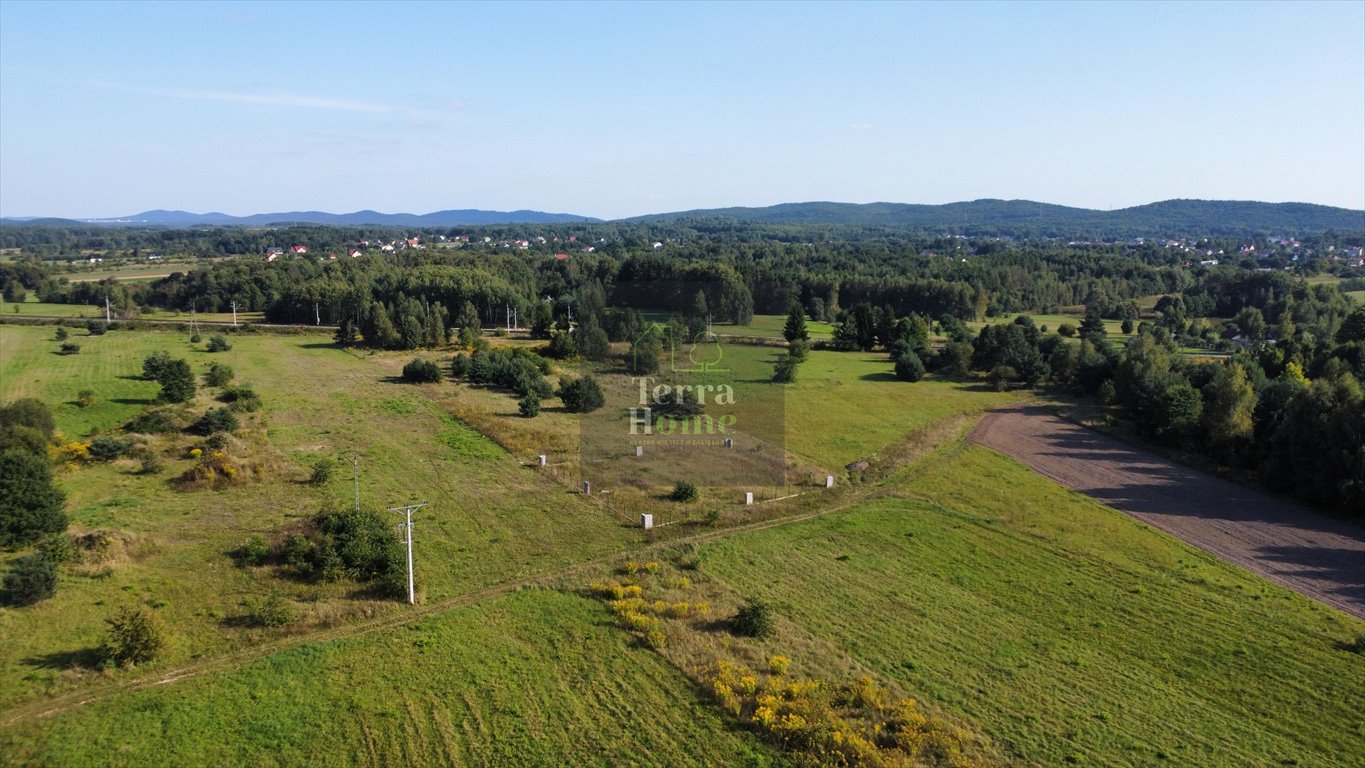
[627,199,1365,239]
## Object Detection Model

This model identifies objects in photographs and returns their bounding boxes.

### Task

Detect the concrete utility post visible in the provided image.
[231,300,238,326]
[388,502,427,605]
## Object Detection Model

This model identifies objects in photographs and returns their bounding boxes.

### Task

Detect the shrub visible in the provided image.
[731,598,774,638]
[37,532,76,564]
[1121,319,1134,334]
[671,481,699,503]
[894,350,926,382]
[203,362,235,388]
[245,589,294,627]
[402,357,442,383]
[206,334,232,352]
[450,352,470,378]
[1057,323,1077,338]
[138,451,164,475]
[988,364,1017,391]
[309,457,333,486]
[232,536,271,567]
[518,393,541,417]
[87,435,133,461]
[2,553,58,606]
[772,353,799,383]
[219,385,262,412]
[76,389,96,408]
[54,327,69,341]
[86,320,107,335]
[125,407,185,434]
[0,398,55,438]
[769,654,792,675]
[58,342,81,355]
[558,375,605,413]
[188,407,238,435]
[189,332,202,343]
[546,331,577,359]
[102,605,165,666]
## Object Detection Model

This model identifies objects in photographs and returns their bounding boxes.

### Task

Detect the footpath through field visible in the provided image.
[970,405,1365,620]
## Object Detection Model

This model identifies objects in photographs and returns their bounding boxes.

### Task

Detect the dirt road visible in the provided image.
[970,405,1365,621]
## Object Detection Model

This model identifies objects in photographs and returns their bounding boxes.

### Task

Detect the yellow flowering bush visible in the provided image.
[768,654,791,675]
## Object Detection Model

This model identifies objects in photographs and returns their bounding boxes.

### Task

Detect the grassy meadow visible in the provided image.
[0,589,783,767]
[0,325,643,711]
[696,444,1365,767]
[4,319,1364,767]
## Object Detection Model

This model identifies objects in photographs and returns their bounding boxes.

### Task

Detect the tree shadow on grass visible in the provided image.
[22,646,104,671]
[111,397,155,406]
[858,371,898,382]
[298,342,340,350]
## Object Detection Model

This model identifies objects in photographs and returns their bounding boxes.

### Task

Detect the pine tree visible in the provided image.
[155,358,196,403]
[782,303,808,343]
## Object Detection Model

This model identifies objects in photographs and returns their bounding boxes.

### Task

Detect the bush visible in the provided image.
[58,341,81,355]
[401,357,442,383]
[450,352,470,378]
[206,334,232,352]
[87,435,133,461]
[245,589,294,627]
[1121,319,1134,334]
[671,481,699,503]
[1057,323,1077,338]
[218,385,262,412]
[731,599,774,638]
[203,362,235,388]
[102,605,165,666]
[86,320,107,336]
[125,407,185,434]
[0,398,55,438]
[188,407,238,435]
[772,353,799,383]
[189,332,202,344]
[894,350,926,382]
[309,457,333,486]
[76,389,96,408]
[988,364,1018,391]
[138,451,164,475]
[54,327,69,341]
[2,553,58,606]
[558,375,606,413]
[518,394,541,417]
[232,535,271,567]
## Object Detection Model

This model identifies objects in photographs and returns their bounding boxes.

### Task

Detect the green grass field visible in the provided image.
[1346,289,1364,305]
[697,444,1365,767]
[0,589,783,767]
[6,320,1364,767]
[0,325,641,711]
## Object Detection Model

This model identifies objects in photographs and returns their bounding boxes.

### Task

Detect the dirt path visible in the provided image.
[970,405,1365,621]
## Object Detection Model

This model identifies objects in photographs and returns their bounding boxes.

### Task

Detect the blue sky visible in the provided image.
[2,0,1362,218]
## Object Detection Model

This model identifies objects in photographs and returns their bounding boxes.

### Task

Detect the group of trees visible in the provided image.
[1044,309,1365,514]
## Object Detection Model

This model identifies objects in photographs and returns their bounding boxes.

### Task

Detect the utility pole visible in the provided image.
[352,454,361,513]
[388,502,427,605]
[231,300,239,327]
[104,295,111,322]
[314,301,320,326]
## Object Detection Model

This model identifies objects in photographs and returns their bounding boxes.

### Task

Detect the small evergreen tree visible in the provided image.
[0,448,67,547]
[894,350,926,382]
[203,362,234,388]
[2,553,58,606]
[156,358,196,403]
[772,353,799,383]
[782,303,809,343]
[206,334,232,352]
[401,357,442,383]
[558,375,606,413]
[103,605,166,666]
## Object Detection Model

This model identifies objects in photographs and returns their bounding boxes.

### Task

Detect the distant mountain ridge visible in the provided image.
[626,199,1365,238]
[2,199,1361,237]
[48,209,603,227]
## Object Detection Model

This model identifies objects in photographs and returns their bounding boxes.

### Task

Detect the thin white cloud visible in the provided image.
[156,87,397,114]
